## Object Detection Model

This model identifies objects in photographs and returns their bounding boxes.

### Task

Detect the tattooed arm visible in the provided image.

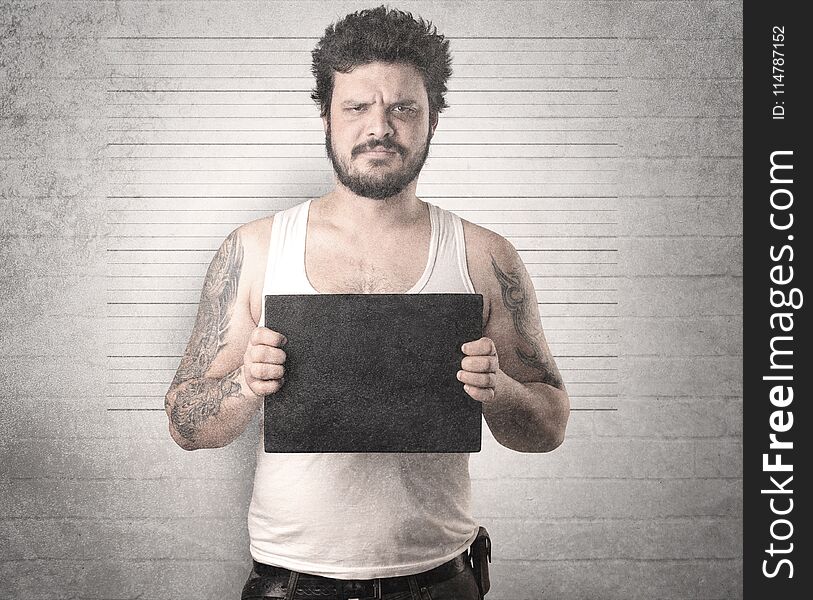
[164,229,265,450]
[462,224,570,452]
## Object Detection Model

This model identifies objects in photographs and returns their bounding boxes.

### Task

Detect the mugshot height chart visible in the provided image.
[104,37,620,416]
[1,2,741,599]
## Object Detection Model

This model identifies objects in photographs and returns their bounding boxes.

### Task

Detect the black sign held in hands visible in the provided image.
[263,293,484,453]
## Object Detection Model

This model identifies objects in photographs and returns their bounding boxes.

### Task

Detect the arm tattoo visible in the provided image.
[167,231,245,439]
[170,368,245,442]
[491,255,564,389]
[172,231,244,386]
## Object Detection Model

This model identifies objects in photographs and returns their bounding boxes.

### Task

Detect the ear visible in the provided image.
[429,112,439,138]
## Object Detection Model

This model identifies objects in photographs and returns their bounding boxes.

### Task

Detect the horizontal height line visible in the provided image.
[106,302,618,307]
[108,89,618,93]
[109,355,618,359]
[107,129,619,132]
[108,50,619,55]
[106,248,618,253]
[104,275,619,281]
[108,235,618,239]
[106,196,618,199]
[106,170,619,173]
[105,406,618,412]
[107,143,619,146]
[106,36,619,41]
[105,116,619,120]
[107,76,621,80]
[107,209,618,214]
[108,63,619,67]
[108,103,619,107]
[104,182,618,185]
[104,154,620,156]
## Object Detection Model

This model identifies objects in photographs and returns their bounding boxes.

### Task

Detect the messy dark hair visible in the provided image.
[311,6,452,121]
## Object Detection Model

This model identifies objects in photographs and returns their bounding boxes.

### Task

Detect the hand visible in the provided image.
[243,327,288,396]
[458,337,500,404]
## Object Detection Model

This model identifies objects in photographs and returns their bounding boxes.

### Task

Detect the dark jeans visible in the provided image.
[240,559,482,600]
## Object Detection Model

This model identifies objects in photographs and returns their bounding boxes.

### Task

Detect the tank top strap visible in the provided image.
[422,203,476,294]
[259,200,313,326]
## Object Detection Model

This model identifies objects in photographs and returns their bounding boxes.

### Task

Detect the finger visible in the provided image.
[251,378,285,395]
[461,337,496,357]
[247,345,287,365]
[461,355,498,373]
[463,384,495,404]
[457,370,496,389]
[248,363,285,381]
[250,327,288,347]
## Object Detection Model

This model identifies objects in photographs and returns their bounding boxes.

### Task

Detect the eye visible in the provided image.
[347,105,366,113]
[392,105,415,114]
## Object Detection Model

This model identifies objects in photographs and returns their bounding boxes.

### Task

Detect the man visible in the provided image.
[165,7,569,600]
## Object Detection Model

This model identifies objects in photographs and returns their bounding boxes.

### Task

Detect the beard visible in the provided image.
[325,124,432,200]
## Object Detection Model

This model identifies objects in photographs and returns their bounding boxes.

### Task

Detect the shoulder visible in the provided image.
[233,213,275,258]
[462,218,524,285]
[202,215,274,328]
[460,218,527,322]
[234,198,315,252]
[210,215,274,277]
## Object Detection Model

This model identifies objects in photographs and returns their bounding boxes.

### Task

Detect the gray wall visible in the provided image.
[1,1,742,599]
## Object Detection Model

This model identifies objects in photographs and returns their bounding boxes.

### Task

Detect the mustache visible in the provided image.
[351,138,406,158]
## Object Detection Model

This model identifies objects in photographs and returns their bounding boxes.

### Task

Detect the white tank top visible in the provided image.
[248,199,479,579]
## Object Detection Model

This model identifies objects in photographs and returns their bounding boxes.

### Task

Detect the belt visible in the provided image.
[249,551,469,599]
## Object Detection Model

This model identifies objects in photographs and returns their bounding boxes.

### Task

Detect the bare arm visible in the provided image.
[460,231,570,452]
[164,230,263,450]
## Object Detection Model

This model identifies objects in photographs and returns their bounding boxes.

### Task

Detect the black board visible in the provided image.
[263,293,483,452]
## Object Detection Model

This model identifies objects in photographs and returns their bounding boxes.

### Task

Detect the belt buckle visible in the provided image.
[341,578,381,600]
[346,578,381,600]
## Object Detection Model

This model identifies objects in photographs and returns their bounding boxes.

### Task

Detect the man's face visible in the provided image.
[324,62,436,200]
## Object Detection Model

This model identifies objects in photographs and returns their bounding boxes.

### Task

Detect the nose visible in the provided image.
[366,105,394,139]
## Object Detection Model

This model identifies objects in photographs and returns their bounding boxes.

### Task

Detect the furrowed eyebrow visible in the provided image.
[339,100,419,107]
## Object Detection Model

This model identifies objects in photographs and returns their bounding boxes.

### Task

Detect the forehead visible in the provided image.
[332,62,429,104]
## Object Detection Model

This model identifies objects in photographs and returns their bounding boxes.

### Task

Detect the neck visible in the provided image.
[319,180,424,229]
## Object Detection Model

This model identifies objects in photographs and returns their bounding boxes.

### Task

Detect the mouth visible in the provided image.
[360,149,398,155]
[355,149,401,164]
[351,141,404,159]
